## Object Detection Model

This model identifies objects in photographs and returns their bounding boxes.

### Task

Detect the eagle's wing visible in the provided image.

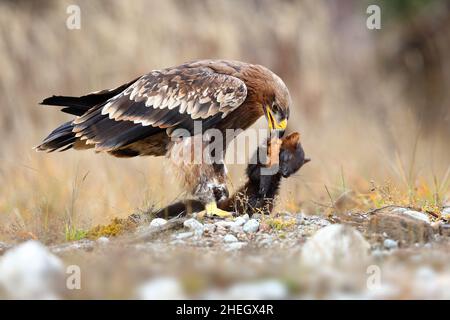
[73,66,247,150]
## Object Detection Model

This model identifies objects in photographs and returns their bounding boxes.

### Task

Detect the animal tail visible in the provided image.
[35,121,78,152]
[39,76,140,116]
[154,200,204,219]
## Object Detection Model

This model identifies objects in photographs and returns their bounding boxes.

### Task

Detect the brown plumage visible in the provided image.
[36,59,291,216]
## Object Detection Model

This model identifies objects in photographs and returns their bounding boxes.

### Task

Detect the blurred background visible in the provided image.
[0,0,449,243]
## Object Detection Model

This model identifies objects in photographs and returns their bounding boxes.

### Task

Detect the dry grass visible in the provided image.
[0,0,449,243]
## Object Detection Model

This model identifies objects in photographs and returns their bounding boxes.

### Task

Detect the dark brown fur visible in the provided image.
[154,132,310,218]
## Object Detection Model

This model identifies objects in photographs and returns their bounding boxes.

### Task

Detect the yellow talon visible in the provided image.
[204,201,233,218]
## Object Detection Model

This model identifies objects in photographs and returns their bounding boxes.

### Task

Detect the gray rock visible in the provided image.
[383,238,398,250]
[391,207,408,214]
[183,218,204,236]
[401,210,430,224]
[243,219,260,233]
[233,216,247,227]
[369,211,433,244]
[0,241,64,299]
[136,277,186,300]
[296,213,304,224]
[301,224,370,269]
[223,234,238,243]
[150,218,168,228]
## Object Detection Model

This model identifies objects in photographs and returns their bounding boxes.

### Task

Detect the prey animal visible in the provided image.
[155,132,310,218]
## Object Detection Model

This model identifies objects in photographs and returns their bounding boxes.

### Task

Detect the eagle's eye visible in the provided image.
[272,103,281,114]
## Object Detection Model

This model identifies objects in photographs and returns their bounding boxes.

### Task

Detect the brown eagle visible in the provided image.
[37,60,291,217]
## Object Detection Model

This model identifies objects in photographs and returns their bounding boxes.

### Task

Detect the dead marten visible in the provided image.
[155,132,310,218]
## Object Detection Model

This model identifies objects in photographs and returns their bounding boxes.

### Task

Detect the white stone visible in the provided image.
[97,237,109,244]
[0,241,64,299]
[183,218,204,236]
[383,238,398,250]
[223,234,238,243]
[136,277,186,300]
[401,210,430,223]
[233,216,247,226]
[150,218,168,228]
[204,279,288,299]
[243,219,260,233]
[301,224,370,269]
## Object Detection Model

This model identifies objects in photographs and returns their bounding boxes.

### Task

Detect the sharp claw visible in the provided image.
[205,202,233,218]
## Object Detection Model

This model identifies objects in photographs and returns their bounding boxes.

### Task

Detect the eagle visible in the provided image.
[36,60,291,217]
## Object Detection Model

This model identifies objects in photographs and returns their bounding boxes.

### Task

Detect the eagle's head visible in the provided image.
[263,72,291,138]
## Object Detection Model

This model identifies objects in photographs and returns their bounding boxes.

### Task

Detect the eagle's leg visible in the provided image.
[193,162,233,218]
[170,136,233,218]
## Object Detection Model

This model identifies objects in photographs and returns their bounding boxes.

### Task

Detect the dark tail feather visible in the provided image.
[35,121,77,152]
[40,96,100,116]
[40,76,141,116]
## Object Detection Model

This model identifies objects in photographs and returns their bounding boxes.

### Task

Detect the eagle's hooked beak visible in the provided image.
[266,106,287,137]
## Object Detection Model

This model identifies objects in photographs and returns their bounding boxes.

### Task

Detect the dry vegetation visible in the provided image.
[0,0,449,244]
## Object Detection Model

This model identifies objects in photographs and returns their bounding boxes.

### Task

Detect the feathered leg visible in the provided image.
[169,136,233,218]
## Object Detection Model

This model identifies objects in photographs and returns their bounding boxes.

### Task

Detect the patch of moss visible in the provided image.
[264,217,296,231]
[87,217,138,239]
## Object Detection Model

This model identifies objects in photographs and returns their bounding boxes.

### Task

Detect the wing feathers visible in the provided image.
[71,64,248,151]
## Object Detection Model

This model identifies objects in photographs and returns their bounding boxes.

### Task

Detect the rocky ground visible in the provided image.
[0,206,450,299]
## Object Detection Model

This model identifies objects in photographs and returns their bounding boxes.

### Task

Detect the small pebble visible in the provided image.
[150,218,168,228]
[442,207,450,220]
[243,219,260,233]
[383,239,398,250]
[223,234,238,243]
[204,223,216,234]
[97,237,109,244]
[233,216,247,226]
[183,218,204,236]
